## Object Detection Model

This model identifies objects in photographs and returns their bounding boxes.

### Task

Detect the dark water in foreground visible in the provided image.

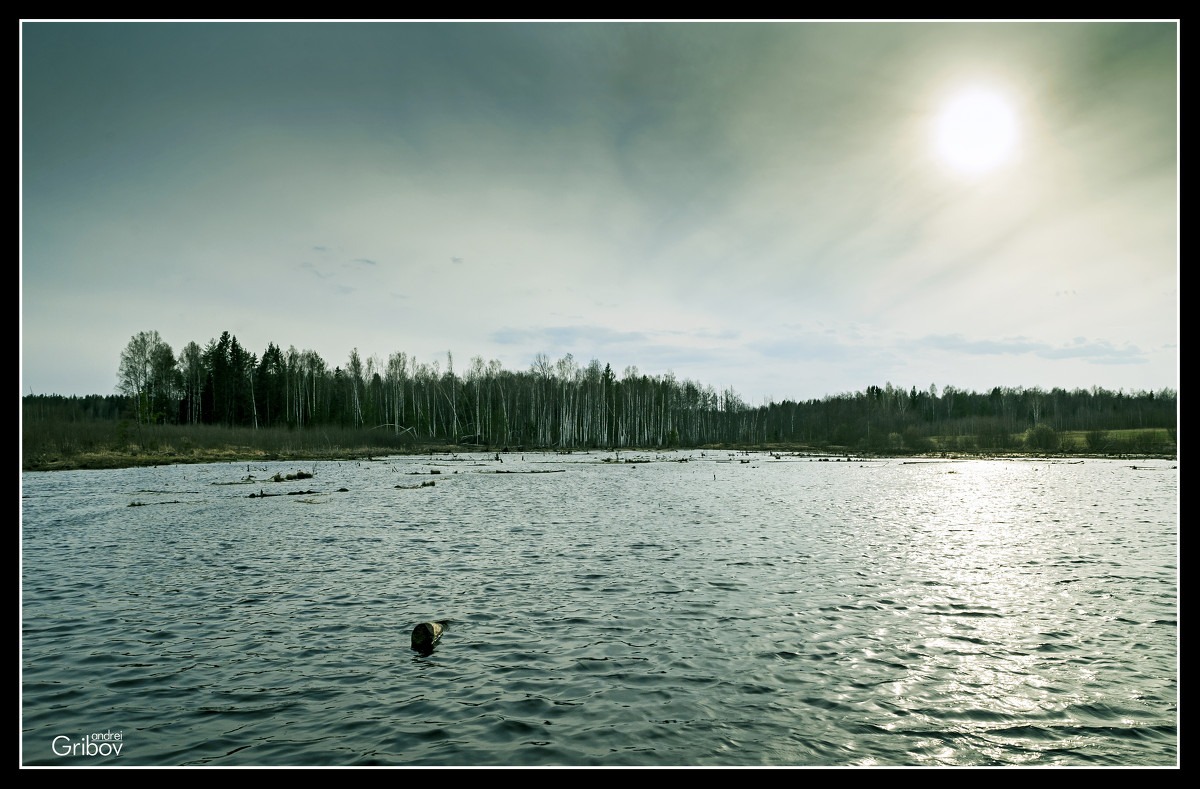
[21,452,1178,766]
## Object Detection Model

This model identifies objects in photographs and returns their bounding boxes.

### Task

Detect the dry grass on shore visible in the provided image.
[20,420,451,472]
[21,419,1176,472]
[20,443,464,472]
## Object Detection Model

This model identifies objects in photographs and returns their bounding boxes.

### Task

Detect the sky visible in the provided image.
[20,21,1179,406]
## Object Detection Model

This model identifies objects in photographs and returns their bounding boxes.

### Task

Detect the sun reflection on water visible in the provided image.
[866,460,1147,763]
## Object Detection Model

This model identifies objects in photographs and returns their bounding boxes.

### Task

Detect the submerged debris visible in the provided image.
[411,620,449,654]
[396,480,436,489]
[271,471,314,483]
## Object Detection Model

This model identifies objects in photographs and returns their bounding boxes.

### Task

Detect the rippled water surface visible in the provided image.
[21,452,1178,766]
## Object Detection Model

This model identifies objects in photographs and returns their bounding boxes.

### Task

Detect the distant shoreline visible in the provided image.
[20,444,1177,473]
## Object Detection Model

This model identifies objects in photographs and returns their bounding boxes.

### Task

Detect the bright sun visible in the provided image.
[934,88,1019,175]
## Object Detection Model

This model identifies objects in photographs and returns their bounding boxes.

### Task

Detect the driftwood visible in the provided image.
[271,471,313,482]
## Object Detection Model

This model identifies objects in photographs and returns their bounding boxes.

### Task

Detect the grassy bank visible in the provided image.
[22,420,1177,472]
[20,421,461,472]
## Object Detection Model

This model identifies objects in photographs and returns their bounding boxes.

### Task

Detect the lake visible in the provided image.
[20,451,1178,766]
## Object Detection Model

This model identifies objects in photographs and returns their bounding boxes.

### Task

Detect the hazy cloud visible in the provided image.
[919,333,1147,364]
[491,325,650,349]
[299,261,335,279]
[20,21,1177,402]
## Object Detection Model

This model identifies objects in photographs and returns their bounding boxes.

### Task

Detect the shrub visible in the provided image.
[903,426,932,452]
[1024,424,1058,452]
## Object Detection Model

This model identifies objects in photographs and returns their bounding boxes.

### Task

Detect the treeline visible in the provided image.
[106,330,755,447]
[755,383,1176,453]
[25,329,1179,453]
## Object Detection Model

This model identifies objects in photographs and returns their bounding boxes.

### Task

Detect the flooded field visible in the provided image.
[21,452,1178,766]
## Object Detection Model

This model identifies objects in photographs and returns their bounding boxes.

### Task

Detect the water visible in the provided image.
[20,451,1179,766]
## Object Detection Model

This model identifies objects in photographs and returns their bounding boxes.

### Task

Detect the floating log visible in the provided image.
[270,471,313,482]
[411,621,445,653]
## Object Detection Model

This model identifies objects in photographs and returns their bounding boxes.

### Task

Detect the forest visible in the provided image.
[21,329,1179,466]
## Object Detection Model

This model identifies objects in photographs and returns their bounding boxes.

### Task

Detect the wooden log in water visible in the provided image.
[411,621,444,652]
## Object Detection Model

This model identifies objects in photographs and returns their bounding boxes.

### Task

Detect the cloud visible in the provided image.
[299,261,334,279]
[759,337,855,363]
[918,333,1147,364]
[491,325,649,349]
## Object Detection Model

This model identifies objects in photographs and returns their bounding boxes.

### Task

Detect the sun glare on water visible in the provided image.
[934,87,1019,176]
